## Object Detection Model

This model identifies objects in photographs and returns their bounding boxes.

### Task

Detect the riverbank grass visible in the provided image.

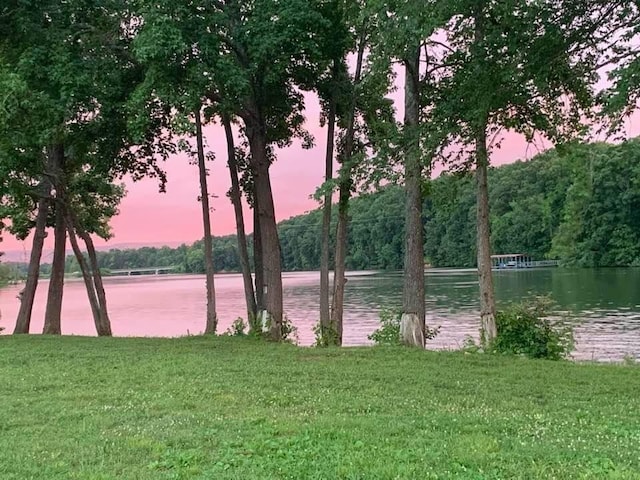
[1,336,639,479]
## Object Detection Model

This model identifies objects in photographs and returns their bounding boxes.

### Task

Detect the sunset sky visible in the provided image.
[3,76,639,258]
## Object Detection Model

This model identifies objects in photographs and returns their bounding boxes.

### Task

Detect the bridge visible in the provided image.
[109,266,179,276]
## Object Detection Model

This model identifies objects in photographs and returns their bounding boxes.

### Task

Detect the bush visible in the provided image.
[368,309,439,346]
[369,309,402,346]
[225,318,247,337]
[490,298,574,360]
[313,323,339,347]
[281,315,298,344]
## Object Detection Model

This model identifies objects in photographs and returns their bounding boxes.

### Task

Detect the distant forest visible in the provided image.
[58,140,640,274]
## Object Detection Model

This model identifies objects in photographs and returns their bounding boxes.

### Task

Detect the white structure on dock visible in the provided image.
[110,266,178,276]
[491,254,559,269]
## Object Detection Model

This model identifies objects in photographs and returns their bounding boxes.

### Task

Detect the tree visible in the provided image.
[194,110,218,334]
[313,0,352,345]
[329,15,376,345]
[366,0,448,346]
[43,145,66,335]
[222,115,257,323]
[131,2,220,334]
[432,0,623,343]
[0,0,173,335]
[203,0,328,340]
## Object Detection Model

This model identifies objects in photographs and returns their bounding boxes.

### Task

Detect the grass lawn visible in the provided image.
[1,336,639,479]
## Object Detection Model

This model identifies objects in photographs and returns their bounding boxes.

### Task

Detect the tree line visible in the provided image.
[2,0,640,347]
[60,139,640,275]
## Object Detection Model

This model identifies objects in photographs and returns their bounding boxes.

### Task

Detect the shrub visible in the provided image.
[489,298,574,360]
[246,314,297,343]
[225,318,247,337]
[461,335,482,354]
[281,315,298,344]
[313,323,339,347]
[368,309,439,346]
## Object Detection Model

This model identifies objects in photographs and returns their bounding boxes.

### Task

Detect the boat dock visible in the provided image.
[491,254,559,269]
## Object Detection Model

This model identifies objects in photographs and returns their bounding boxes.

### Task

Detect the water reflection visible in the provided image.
[1,268,639,361]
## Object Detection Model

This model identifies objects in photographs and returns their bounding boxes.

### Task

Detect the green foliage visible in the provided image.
[368,309,403,346]
[281,315,298,345]
[490,298,575,361]
[312,323,339,348]
[254,314,298,344]
[368,309,439,346]
[461,335,482,354]
[0,0,173,248]
[45,139,640,273]
[0,263,11,288]
[225,318,247,337]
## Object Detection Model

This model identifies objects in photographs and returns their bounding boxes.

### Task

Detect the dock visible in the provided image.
[491,254,559,269]
[109,266,178,276]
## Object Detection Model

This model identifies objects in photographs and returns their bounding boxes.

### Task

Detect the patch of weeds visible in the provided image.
[368,309,439,346]
[225,318,247,337]
[490,297,574,360]
[461,335,482,354]
[313,323,339,347]
[368,309,402,346]
[281,315,298,344]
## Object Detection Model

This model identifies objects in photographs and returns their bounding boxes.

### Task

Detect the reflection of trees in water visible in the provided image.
[490,268,640,315]
[327,268,640,325]
[549,269,640,312]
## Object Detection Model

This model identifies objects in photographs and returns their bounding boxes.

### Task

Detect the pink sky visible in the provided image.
[3,78,640,256]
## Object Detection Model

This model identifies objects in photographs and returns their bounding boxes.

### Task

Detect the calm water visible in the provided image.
[1,268,639,361]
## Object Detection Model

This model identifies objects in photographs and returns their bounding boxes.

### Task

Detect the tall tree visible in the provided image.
[13,194,50,334]
[400,43,426,346]
[330,22,369,345]
[206,0,327,340]
[132,2,223,334]
[43,144,67,335]
[366,0,446,346]
[195,110,218,334]
[66,216,110,336]
[433,0,626,343]
[134,0,327,339]
[318,66,338,344]
[1,0,173,334]
[222,115,257,323]
[314,0,352,345]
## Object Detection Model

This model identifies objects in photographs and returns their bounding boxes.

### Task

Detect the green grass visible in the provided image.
[1,336,639,479]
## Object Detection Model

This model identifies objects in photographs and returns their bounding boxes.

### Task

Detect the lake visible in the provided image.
[1,268,639,361]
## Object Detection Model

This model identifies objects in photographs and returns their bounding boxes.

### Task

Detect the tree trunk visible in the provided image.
[195,109,217,335]
[330,29,366,345]
[473,4,497,344]
[319,96,336,344]
[476,121,497,344]
[401,45,426,347]
[66,219,102,333]
[81,229,112,336]
[223,114,257,323]
[43,144,66,335]
[13,195,49,334]
[330,188,349,345]
[253,191,265,329]
[246,122,283,340]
